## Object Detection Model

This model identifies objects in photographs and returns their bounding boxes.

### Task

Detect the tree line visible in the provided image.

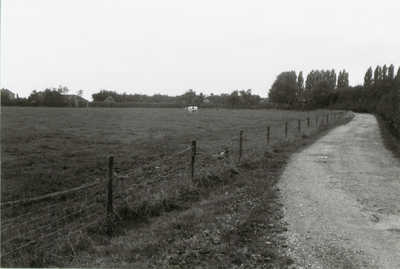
[1,86,264,108]
[90,88,263,108]
[1,86,86,107]
[268,64,400,135]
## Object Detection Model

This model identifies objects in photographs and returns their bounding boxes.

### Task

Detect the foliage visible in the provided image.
[307,79,335,108]
[27,88,68,107]
[89,88,263,108]
[297,71,305,98]
[92,89,121,102]
[364,67,373,90]
[325,64,400,136]
[43,89,68,107]
[268,71,298,105]
[337,69,349,89]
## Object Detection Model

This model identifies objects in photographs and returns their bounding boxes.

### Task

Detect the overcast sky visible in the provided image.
[1,0,399,101]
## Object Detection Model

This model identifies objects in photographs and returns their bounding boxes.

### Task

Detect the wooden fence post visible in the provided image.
[267,126,270,145]
[327,114,329,124]
[239,130,243,161]
[298,120,301,133]
[308,117,310,127]
[107,156,114,236]
[191,140,196,181]
[285,123,288,139]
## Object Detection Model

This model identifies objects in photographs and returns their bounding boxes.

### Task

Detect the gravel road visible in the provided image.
[279,113,400,268]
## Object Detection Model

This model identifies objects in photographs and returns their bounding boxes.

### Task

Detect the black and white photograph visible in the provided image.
[1,0,400,268]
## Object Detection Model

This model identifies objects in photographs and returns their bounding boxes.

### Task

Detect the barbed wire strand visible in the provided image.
[1,198,98,247]
[1,191,101,234]
[2,211,100,258]
[1,178,103,210]
[1,186,102,227]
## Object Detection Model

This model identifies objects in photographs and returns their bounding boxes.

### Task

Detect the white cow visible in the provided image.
[185,106,199,114]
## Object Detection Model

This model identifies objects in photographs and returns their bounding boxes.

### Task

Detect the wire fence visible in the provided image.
[0,110,348,267]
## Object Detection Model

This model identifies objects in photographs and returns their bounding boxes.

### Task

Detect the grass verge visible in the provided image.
[62,113,355,268]
[376,114,400,158]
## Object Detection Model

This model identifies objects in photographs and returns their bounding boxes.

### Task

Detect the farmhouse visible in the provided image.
[1,89,16,99]
[63,94,89,107]
[104,96,116,103]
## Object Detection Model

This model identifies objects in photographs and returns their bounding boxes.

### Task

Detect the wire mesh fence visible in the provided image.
[0,110,348,267]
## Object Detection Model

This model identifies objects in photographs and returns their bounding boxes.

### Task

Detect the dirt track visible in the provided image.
[279,113,400,268]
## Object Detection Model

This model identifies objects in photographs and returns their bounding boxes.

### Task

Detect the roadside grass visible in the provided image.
[1,107,352,267]
[375,114,400,158]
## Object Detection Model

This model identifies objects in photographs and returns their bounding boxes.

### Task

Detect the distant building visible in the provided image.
[63,94,89,107]
[104,96,116,103]
[1,89,16,99]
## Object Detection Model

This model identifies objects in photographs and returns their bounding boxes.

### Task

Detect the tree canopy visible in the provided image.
[268,71,298,105]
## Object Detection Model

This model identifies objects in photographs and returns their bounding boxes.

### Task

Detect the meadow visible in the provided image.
[1,106,348,267]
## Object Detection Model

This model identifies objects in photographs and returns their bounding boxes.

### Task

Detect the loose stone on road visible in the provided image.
[279,113,400,268]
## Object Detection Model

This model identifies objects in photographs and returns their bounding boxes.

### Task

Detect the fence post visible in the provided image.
[308,117,310,127]
[191,140,196,181]
[239,130,243,161]
[267,126,270,145]
[107,156,114,236]
[327,114,329,124]
[285,123,288,139]
[298,120,301,133]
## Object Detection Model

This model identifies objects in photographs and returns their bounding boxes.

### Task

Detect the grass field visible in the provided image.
[1,107,350,267]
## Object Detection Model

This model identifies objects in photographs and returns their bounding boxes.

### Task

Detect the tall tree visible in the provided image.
[268,71,298,105]
[181,89,197,106]
[330,69,337,89]
[388,64,395,81]
[337,70,349,89]
[364,67,373,89]
[373,65,382,88]
[305,70,316,92]
[309,79,333,107]
[239,89,252,106]
[382,64,388,82]
[297,71,305,98]
[228,90,240,107]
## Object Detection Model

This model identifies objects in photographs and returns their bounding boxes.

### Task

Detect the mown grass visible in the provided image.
[1,107,352,268]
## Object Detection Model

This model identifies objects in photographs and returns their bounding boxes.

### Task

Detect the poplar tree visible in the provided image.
[330,69,337,89]
[388,64,395,81]
[305,70,315,91]
[337,70,349,89]
[373,65,382,87]
[382,64,388,81]
[297,71,305,98]
[364,67,373,89]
